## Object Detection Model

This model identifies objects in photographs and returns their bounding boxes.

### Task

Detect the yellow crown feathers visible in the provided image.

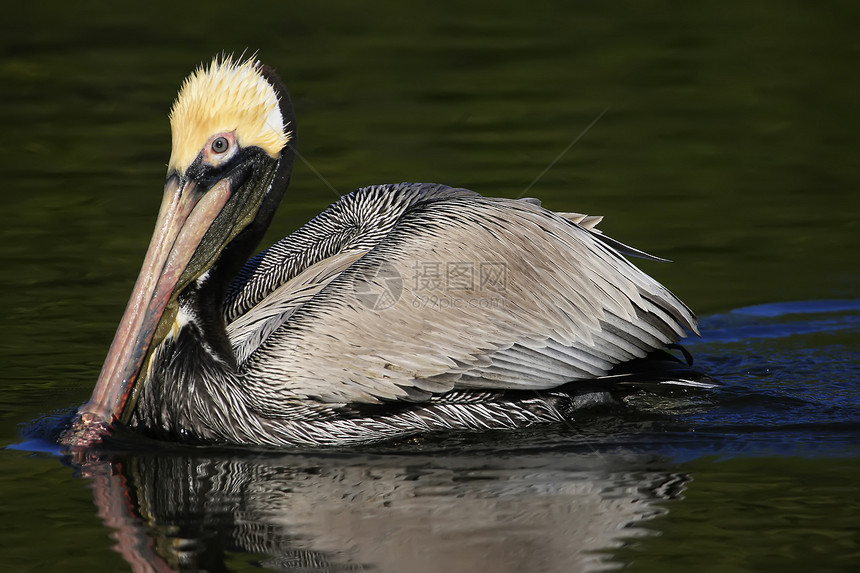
[168,55,291,174]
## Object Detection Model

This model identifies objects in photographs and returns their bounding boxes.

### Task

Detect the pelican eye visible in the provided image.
[211,137,230,154]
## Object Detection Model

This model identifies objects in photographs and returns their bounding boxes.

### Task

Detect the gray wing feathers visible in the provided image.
[224,183,478,322]
[227,185,697,412]
[227,250,367,364]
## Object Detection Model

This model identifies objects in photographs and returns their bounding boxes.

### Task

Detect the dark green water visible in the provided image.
[1,2,858,571]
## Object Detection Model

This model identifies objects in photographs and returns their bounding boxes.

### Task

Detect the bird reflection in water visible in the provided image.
[72,443,687,572]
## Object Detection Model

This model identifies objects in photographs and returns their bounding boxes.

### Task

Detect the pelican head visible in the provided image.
[66,56,296,445]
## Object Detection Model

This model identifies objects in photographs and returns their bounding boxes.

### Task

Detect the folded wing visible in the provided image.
[226,185,697,415]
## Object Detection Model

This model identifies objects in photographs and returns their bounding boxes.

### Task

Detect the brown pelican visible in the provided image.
[61,55,705,449]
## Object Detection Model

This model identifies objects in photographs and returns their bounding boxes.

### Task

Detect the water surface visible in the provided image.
[1,2,858,571]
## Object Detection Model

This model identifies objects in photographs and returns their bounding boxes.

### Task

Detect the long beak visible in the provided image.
[63,175,233,446]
